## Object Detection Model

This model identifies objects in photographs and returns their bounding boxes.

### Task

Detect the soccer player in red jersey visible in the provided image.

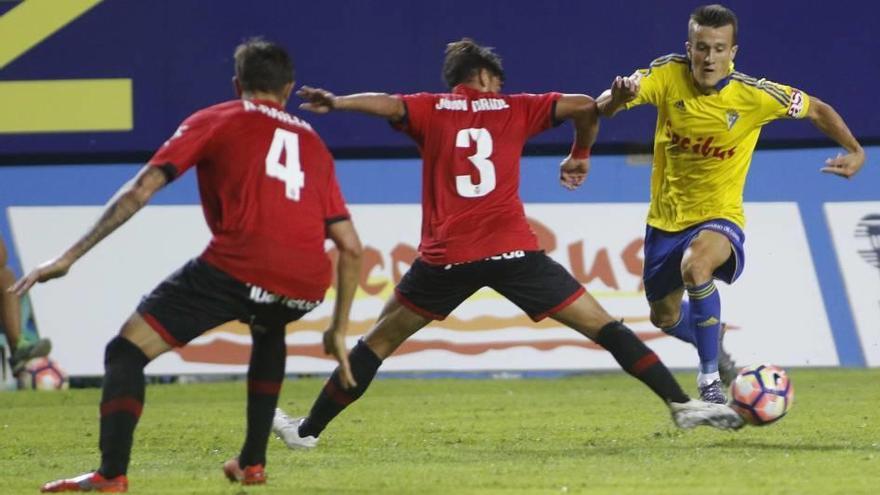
[272,39,744,450]
[12,39,364,492]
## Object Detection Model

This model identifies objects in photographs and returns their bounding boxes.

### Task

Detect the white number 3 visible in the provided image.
[455,128,496,198]
[265,128,305,201]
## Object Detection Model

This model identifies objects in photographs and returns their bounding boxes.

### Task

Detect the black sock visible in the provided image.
[299,340,382,438]
[98,337,149,478]
[238,325,286,467]
[596,321,689,404]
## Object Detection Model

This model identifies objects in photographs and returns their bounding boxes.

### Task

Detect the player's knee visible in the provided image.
[681,257,713,286]
[650,309,679,330]
[104,336,150,368]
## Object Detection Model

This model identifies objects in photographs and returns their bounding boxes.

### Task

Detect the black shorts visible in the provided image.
[137,258,319,347]
[395,250,585,322]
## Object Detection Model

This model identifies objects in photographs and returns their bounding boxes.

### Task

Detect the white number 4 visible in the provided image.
[265,128,305,201]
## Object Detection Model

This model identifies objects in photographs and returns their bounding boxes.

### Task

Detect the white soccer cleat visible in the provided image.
[669,399,745,430]
[272,408,319,449]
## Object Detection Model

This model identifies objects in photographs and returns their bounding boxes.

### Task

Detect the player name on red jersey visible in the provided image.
[434,97,510,112]
[242,100,313,129]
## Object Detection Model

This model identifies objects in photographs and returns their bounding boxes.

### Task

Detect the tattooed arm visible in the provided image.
[10,165,170,295]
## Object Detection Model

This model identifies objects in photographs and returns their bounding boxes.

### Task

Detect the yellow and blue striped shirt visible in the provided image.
[625,54,810,231]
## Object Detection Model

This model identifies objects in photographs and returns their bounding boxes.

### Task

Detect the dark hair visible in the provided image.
[234,38,295,94]
[442,38,505,88]
[690,4,738,43]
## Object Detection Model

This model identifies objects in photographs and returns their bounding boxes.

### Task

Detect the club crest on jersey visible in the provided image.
[726,110,739,130]
[674,100,685,111]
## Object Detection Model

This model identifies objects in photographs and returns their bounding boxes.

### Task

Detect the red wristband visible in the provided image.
[570,145,591,159]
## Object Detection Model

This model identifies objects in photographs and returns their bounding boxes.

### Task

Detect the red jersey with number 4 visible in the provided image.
[148,99,349,301]
[393,85,561,265]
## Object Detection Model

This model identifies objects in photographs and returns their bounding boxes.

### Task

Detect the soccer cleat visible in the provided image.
[272,408,318,449]
[699,379,727,404]
[223,458,266,485]
[10,337,52,375]
[670,399,745,430]
[718,324,738,386]
[40,471,128,492]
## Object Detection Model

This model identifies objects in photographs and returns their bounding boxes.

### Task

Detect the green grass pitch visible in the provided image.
[1,369,878,494]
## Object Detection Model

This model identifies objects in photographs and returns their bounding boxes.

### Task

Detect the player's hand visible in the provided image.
[9,255,74,296]
[610,75,639,105]
[322,326,357,389]
[820,151,865,179]
[297,86,338,114]
[559,156,590,190]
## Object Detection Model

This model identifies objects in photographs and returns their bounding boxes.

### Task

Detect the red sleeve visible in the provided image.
[390,93,436,142]
[147,109,217,178]
[314,139,350,223]
[324,167,350,223]
[510,92,563,138]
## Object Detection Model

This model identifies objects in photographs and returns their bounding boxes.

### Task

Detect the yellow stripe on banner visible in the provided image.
[0,0,103,70]
[0,79,132,133]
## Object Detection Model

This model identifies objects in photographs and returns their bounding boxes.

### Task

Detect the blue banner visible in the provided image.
[0,0,877,156]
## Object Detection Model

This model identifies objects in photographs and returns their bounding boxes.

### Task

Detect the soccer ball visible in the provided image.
[729,364,793,425]
[16,357,69,391]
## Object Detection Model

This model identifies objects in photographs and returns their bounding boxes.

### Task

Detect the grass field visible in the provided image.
[1,369,878,494]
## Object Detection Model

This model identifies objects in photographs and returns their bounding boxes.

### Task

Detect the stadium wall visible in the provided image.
[2,147,878,375]
[0,0,878,158]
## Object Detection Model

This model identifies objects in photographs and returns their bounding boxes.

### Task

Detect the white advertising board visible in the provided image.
[825,202,880,366]
[10,202,836,375]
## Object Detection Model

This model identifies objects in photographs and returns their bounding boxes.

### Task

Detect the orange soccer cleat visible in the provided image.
[40,471,128,492]
[223,458,267,485]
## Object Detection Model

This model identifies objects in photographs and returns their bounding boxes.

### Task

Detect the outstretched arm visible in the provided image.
[298,86,406,121]
[554,94,599,190]
[807,97,866,178]
[323,219,364,389]
[10,165,168,295]
[596,74,640,118]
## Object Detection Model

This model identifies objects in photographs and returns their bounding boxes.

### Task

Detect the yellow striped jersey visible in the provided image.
[624,53,810,231]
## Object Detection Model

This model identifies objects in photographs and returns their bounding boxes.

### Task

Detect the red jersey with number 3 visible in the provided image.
[147,99,349,301]
[393,85,561,265]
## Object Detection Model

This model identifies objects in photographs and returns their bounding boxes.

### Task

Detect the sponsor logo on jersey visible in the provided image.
[664,120,736,160]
